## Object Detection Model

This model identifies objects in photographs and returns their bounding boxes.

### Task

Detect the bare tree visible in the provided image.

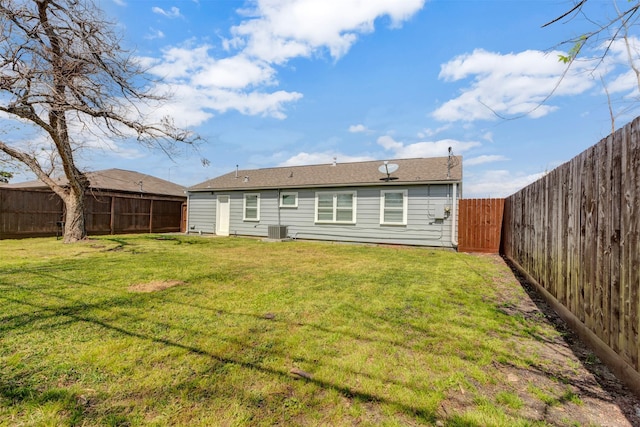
[546,1,638,64]
[0,0,197,242]
[545,0,640,100]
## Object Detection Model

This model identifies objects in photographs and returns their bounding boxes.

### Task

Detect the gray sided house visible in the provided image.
[187,156,462,247]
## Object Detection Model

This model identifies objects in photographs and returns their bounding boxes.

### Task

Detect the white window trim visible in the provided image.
[380,189,408,225]
[243,193,260,221]
[279,191,298,208]
[315,191,357,224]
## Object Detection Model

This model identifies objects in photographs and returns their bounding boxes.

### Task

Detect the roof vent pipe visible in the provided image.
[332,156,337,167]
[447,147,452,179]
[235,165,239,179]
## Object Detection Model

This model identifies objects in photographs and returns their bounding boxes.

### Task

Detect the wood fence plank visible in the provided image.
[620,124,631,366]
[597,134,611,346]
[611,128,623,355]
[627,118,639,369]
[584,146,597,331]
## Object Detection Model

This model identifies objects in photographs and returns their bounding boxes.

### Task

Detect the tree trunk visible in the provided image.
[62,188,87,243]
[0,1,196,244]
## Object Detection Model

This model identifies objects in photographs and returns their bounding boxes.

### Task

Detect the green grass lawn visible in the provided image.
[0,235,562,426]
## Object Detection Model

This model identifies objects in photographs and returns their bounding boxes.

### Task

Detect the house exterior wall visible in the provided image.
[187,183,460,247]
[187,191,216,234]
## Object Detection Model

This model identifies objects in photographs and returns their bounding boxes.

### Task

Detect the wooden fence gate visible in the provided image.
[457,198,505,253]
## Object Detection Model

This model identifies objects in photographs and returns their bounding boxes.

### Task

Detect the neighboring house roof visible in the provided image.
[189,156,462,191]
[3,168,186,197]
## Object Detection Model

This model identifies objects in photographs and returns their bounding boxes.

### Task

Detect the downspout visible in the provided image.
[451,182,458,249]
[277,189,281,226]
[184,191,190,234]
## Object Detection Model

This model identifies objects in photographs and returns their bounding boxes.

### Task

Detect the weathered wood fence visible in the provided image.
[0,189,63,238]
[0,187,185,239]
[458,198,504,253]
[502,116,640,396]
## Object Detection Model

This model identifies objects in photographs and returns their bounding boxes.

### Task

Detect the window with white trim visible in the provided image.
[243,193,260,221]
[280,192,298,208]
[380,190,408,225]
[315,191,356,223]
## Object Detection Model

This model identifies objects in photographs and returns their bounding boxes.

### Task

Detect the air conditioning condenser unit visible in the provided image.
[267,225,288,239]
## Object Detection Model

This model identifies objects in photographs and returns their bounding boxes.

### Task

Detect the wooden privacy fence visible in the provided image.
[502,116,640,396]
[0,187,185,239]
[457,198,504,253]
[0,189,63,238]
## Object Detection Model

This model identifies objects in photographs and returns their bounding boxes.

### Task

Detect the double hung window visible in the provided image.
[380,190,407,225]
[243,193,260,221]
[315,191,356,223]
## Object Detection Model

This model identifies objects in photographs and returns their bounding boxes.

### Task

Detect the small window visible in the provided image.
[315,191,356,223]
[280,192,298,208]
[243,193,260,221]
[380,190,407,225]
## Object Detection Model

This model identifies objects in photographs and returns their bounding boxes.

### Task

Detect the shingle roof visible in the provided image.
[189,156,462,191]
[3,168,186,197]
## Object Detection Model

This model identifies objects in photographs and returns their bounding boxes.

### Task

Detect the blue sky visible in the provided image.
[10,0,640,197]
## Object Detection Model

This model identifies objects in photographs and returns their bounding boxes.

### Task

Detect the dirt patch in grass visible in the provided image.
[449,253,640,427]
[128,280,186,293]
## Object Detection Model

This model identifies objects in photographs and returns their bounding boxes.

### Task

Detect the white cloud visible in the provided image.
[146,44,213,80]
[112,0,126,6]
[464,155,508,166]
[228,0,425,63]
[349,124,368,133]
[208,89,303,119]
[148,82,303,126]
[377,135,481,158]
[607,69,639,96]
[433,49,597,122]
[152,6,182,18]
[418,124,451,138]
[190,55,277,89]
[597,37,640,97]
[143,45,302,121]
[144,28,165,40]
[136,1,426,122]
[279,151,374,166]
[464,169,545,198]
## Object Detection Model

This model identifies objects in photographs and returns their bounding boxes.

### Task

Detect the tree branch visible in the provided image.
[542,0,588,28]
[0,139,67,198]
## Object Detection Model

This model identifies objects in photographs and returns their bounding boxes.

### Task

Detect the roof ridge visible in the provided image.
[231,156,452,174]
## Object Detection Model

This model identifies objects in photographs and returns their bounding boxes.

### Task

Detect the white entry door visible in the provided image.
[216,195,230,236]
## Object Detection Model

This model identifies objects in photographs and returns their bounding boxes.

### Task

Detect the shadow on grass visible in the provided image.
[1,261,552,426]
[502,256,640,426]
[0,382,87,424]
[5,251,606,426]
[1,286,439,425]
